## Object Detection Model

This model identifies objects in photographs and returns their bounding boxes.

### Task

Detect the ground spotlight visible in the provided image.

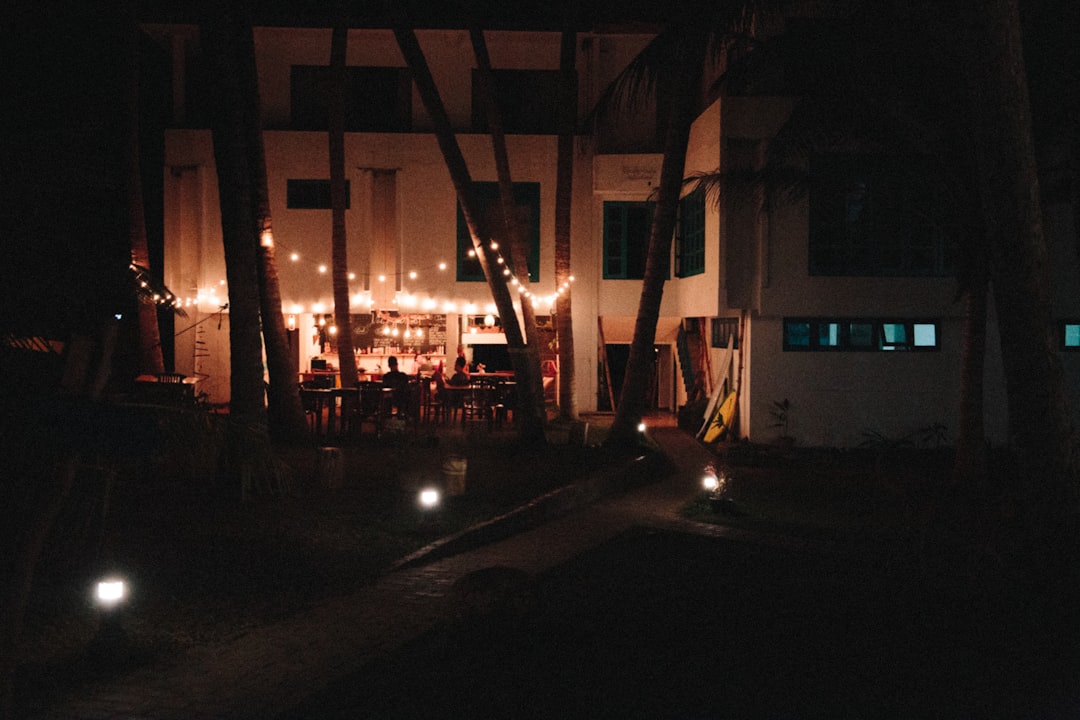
[95,577,128,609]
[637,422,647,433]
[418,487,441,509]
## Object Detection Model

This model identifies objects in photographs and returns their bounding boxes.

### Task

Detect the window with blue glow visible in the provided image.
[784,318,940,351]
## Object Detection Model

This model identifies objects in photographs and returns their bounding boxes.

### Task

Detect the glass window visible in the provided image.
[809,154,954,277]
[817,322,841,347]
[783,321,811,350]
[1063,322,1080,349]
[676,187,706,278]
[848,322,875,348]
[456,182,540,282]
[784,318,939,352]
[913,323,937,347]
[881,323,908,347]
[603,201,652,279]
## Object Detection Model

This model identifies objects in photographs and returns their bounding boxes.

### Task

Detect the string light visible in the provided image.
[175,231,575,317]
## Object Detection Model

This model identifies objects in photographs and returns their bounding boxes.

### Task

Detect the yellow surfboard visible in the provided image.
[702,391,737,443]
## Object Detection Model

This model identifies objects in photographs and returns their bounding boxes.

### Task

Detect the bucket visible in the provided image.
[442,455,467,496]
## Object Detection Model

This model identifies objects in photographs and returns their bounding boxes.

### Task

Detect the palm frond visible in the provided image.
[585,1,779,131]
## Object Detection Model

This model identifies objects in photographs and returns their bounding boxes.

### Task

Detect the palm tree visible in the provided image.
[122,3,164,376]
[393,24,547,445]
[202,11,285,498]
[330,23,359,389]
[468,27,548,430]
[247,37,308,441]
[956,0,1080,535]
[602,6,757,445]
[554,24,579,420]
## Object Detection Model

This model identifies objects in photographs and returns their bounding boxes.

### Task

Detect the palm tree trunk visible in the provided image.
[394,25,546,445]
[204,13,280,498]
[554,25,578,420]
[964,0,1080,534]
[123,6,163,375]
[953,278,988,489]
[330,23,358,389]
[469,29,539,345]
[239,22,307,440]
[469,29,549,428]
[608,35,706,446]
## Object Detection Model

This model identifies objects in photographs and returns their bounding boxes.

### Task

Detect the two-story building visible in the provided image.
[144,15,1080,447]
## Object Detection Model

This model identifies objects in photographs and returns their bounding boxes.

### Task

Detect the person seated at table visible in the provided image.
[447,355,470,386]
[381,356,410,413]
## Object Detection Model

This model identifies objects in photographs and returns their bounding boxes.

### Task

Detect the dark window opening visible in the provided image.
[471,69,562,135]
[809,154,955,277]
[287,179,349,209]
[291,65,412,132]
[711,317,740,349]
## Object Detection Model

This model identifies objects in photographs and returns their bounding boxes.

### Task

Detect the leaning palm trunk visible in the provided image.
[122,8,163,375]
[953,278,988,489]
[469,29,548,427]
[241,24,307,440]
[330,23,358,389]
[962,0,1080,538]
[394,26,546,445]
[204,14,284,499]
[608,35,706,446]
[554,26,578,419]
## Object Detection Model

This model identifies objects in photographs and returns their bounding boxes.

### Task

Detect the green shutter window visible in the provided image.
[676,187,705,278]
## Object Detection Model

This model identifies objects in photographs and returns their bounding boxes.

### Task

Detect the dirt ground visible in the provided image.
[282,525,1078,719]
[12,422,630,712]
[13,418,1080,718]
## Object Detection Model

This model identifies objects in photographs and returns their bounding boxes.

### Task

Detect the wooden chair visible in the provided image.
[299,381,332,433]
[430,372,452,424]
[492,379,517,427]
[350,381,388,438]
[461,377,496,430]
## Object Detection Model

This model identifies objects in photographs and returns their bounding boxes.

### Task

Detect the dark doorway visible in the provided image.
[602,344,659,412]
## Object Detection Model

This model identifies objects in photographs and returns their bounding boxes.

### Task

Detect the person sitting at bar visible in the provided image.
[447,355,470,386]
[381,355,409,414]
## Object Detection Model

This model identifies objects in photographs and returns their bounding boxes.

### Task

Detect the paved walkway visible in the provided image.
[28,427,826,720]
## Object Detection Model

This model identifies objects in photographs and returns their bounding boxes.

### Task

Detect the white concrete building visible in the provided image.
[146,20,1080,447]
